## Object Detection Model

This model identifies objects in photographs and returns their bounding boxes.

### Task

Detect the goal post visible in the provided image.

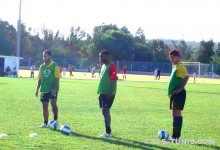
[182,62,201,77]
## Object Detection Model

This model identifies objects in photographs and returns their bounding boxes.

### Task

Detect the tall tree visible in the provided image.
[215,42,220,56]
[0,20,16,55]
[196,40,215,63]
[92,24,133,60]
[133,43,153,61]
[147,39,170,61]
[134,27,146,44]
[100,29,134,60]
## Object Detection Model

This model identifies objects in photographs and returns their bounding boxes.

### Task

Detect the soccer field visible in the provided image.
[0,76,219,149]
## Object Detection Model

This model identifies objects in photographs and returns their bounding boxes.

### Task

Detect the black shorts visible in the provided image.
[170,89,186,110]
[99,94,115,108]
[40,92,58,102]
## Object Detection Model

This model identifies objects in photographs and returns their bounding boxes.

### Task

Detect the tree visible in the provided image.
[196,40,215,63]
[133,43,153,61]
[147,39,170,61]
[134,27,146,44]
[215,42,220,56]
[92,24,134,60]
[0,20,16,55]
[100,29,134,60]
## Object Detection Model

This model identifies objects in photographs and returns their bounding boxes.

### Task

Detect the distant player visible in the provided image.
[97,50,118,137]
[156,68,160,80]
[91,67,96,78]
[154,68,158,80]
[167,50,189,141]
[193,71,197,83]
[62,65,66,78]
[30,64,35,78]
[5,66,10,76]
[35,50,60,128]
[123,66,127,80]
[68,65,74,77]
[13,67,17,77]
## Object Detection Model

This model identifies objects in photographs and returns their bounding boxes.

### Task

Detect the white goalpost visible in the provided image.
[182,62,201,77]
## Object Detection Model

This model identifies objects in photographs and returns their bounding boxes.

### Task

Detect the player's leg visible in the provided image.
[39,92,50,128]
[42,102,49,125]
[172,109,182,139]
[102,107,111,134]
[98,94,115,137]
[170,90,186,139]
[50,92,58,122]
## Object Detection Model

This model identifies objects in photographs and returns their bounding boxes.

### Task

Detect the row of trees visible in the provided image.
[1,19,220,65]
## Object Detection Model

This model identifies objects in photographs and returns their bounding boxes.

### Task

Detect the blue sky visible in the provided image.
[0,0,219,42]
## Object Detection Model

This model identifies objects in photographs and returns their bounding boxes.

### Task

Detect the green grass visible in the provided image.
[0,77,219,150]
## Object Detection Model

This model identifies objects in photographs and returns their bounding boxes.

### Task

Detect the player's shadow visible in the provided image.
[70,132,176,150]
[196,144,220,150]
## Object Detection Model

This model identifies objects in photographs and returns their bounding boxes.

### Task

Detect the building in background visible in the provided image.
[0,55,22,77]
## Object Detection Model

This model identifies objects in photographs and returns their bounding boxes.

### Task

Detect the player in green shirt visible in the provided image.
[35,50,60,128]
[97,50,118,137]
[167,50,189,141]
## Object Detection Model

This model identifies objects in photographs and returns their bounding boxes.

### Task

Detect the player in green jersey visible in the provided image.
[35,50,60,128]
[97,50,118,137]
[167,50,189,142]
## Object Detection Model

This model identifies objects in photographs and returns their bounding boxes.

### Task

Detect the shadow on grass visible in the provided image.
[61,79,95,84]
[70,132,176,150]
[125,86,220,95]
[196,144,220,150]
[124,86,166,91]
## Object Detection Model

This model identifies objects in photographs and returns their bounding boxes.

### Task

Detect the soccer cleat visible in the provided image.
[39,123,47,128]
[98,132,112,138]
[166,136,174,142]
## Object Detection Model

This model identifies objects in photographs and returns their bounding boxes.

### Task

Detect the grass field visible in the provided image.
[0,72,220,150]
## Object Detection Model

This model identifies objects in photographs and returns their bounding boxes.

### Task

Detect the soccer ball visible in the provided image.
[158,130,169,140]
[47,120,58,130]
[29,133,38,137]
[0,134,8,138]
[60,125,71,135]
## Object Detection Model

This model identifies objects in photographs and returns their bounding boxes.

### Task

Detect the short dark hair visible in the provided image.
[43,50,52,56]
[169,50,180,57]
[100,50,110,55]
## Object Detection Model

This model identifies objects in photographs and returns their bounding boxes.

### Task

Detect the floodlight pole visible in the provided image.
[16,0,22,57]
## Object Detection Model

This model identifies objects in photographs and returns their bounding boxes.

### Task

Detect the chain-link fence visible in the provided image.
[20,57,220,77]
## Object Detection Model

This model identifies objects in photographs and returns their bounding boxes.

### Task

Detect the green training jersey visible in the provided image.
[167,62,188,95]
[97,63,117,95]
[38,61,60,93]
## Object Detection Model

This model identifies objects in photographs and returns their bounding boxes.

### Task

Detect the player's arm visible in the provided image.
[109,64,118,95]
[174,65,189,94]
[179,75,189,91]
[35,66,42,97]
[51,66,60,96]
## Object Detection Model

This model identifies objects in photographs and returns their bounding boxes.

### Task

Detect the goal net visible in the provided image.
[182,62,210,77]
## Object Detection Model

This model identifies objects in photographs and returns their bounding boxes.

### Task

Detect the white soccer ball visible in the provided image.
[0,134,8,138]
[158,130,169,140]
[47,120,58,130]
[60,125,71,135]
[29,133,38,137]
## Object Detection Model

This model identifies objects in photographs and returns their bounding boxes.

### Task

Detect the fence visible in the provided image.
[20,57,220,77]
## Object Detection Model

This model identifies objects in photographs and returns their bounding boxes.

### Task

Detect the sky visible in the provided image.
[0,0,220,42]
